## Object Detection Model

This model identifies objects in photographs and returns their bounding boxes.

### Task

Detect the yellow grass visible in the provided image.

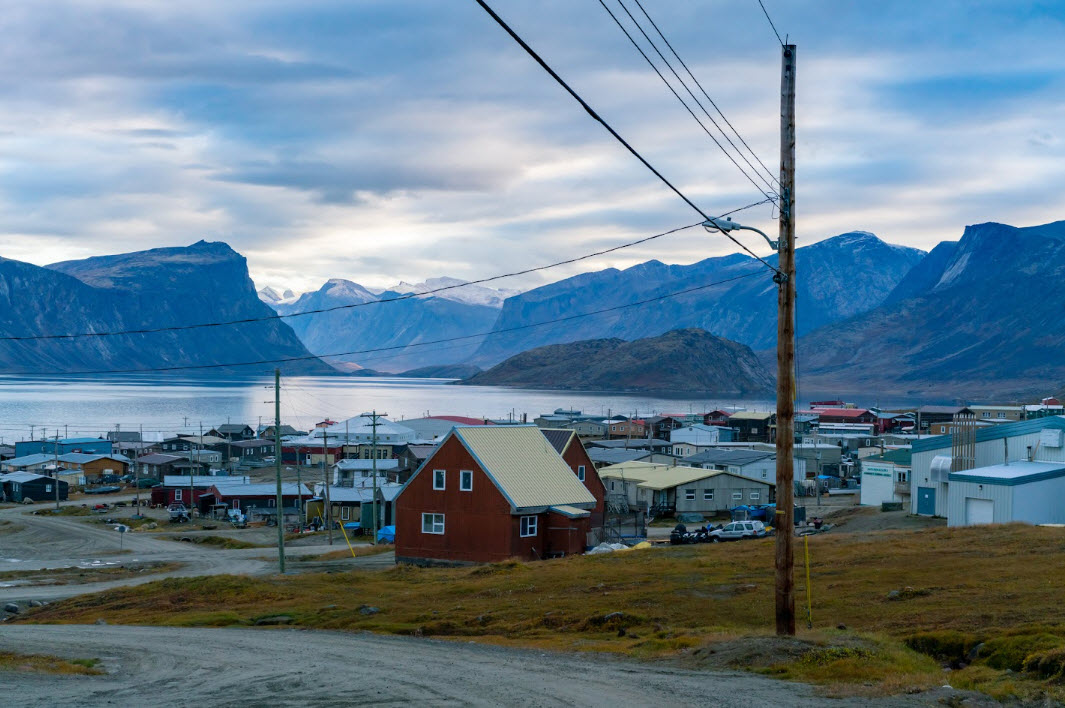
[19,523,1065,700]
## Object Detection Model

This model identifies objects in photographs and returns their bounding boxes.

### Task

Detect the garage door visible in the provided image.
[965,497,994,526]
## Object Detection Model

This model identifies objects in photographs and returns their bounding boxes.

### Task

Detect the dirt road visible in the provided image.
[0,625,957,707]
[0,500,387,604]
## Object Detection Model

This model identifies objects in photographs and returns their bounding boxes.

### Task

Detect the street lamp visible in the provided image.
[702,217,778,250]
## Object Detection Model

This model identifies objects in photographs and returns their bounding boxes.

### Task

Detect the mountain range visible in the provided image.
[795,221,1065,398]
[463,328,773,395]
[0,241,333,375]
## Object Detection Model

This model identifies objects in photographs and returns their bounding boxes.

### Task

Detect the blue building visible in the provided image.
[14,437,113,458]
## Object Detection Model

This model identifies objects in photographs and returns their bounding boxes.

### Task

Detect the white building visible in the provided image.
[947,461,1065,526]
[670,424,726,447]
[910,417,1065,516]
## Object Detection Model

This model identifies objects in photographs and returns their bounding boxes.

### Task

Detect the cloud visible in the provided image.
[0,0,1062,295]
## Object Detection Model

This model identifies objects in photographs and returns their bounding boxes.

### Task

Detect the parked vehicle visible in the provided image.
[167,503,190,523]
[136,478,160,488]
[709,520,766,542]
[669,523,712,545]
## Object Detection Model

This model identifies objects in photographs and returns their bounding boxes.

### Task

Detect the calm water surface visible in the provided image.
[0,375,780,440]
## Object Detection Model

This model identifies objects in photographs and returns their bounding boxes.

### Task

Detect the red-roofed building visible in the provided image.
[814,408,876,425]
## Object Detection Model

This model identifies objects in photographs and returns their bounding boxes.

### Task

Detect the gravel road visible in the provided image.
[0,625,965,707]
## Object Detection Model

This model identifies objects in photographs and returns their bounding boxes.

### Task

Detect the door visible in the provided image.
[916,486,936,515]
[965,497,994,526]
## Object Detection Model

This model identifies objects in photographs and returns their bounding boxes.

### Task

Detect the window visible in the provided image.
[704,489,714,500]
[45,484,53,493]
[750,492,760,500]
[751,427,759,435]
[761,469,768,478]
[982,412,990,418]
[341,507,350,521]
[997,412,1005,418]
[520,515,538,537]
[268,498,276,507]
[576,465,586,482]
[684,488,696,501]
[610,480,616,491]
[732,491,742,501]
[460,470,473,491]
[233,500,240,509]
[611,425,616,432]
[422,513,445,534]
[433,469,446,490]
[174,489,182,501]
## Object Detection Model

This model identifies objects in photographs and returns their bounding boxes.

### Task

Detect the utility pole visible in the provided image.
[322,428,333,545]
[295,442,303,529]
[134,423,142,517]
[53,431,60,510]
[273,369,285,574]
[774,43,797,637]
[369,410,386,546]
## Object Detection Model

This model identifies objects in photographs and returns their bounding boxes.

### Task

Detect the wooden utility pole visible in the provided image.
[322,428,333,545]
[369,411,386,546]
[273,369,286,574]
[53,431,60,510]
[774,43,797,637]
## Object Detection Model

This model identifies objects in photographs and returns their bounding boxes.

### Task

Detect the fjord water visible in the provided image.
[0,375,777,438]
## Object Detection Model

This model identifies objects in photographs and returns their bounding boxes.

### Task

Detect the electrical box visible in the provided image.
[1040,428,1064,448]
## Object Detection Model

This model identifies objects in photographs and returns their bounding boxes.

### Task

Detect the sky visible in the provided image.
[1,0,1063,295]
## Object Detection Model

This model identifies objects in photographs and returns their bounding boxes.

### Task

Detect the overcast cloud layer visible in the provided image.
[1,0,1062,294]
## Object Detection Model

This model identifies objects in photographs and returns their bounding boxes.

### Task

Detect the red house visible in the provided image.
[540,429,606,528]
[395,426,596,565]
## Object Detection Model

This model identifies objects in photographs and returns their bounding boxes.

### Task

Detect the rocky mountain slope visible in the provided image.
[272,279,502,372]
[796,221,1065,398]
[462,328,774,395]
[467,232,925,367]
[0,241,334,375]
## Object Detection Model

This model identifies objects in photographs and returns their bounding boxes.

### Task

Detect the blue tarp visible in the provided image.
[376,525,396,543]
[816,475,832,479]
[344,522,361,531]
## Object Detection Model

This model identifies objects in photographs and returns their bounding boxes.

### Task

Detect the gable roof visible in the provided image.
[430,426,594,511]
[540,429,575,455]
[215,424,252,433]
[682,449,775,467]
[1,454,54,468]
[0,471,55,484]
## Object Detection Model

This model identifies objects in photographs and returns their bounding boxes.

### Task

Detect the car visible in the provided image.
[136,478,161,488]
[709,520,767,542]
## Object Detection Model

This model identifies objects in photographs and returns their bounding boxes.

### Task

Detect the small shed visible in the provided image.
[947,461,1065,527]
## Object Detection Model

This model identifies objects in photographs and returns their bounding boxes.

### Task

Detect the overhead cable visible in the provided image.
[602,0,779,200]
[630,0,780,189]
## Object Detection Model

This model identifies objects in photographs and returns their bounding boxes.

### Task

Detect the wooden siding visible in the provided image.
[561,439,606,527]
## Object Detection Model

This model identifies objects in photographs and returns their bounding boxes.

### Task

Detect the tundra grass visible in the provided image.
[21,523,1065,700]
[290,545,393,562]
[164,535,258,550]
[0,651,103,675]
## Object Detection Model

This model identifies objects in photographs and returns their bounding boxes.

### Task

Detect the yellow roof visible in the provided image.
[597,461,674,482]
[453,426,595,511]
[635,466,726,491]
[728,411,775,421]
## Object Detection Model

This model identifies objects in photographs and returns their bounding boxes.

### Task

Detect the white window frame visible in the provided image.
[732,491,743,501]
[704,489,714,501]
[761,469,768,478]
[460,469,473,492]
[174,489,183,501]
[519,515,538,537]
[684,488,696,501]
[750,492,760,501]
[341,506,350,521]
[433,469,446,490]
[576,465,586,482]
[422,513,445,535]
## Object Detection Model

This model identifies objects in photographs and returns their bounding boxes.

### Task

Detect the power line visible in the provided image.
[49,270,765,376]
[630,0,780,189]
[473,0,712,220]
[603,0,779,200]
[756,0,785,46]
[0,200,775,343]
[597,0,778,203]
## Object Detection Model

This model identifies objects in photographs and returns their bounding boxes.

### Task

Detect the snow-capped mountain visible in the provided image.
[375,277,521,308]
[257,286,299,305]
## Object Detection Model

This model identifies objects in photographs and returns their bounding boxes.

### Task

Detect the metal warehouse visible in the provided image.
[947,461,1065,527]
